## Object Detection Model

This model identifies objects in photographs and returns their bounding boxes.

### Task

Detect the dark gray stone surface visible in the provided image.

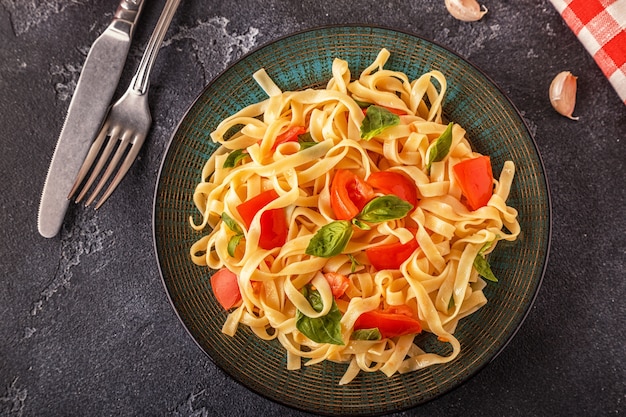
[1,0,624,416]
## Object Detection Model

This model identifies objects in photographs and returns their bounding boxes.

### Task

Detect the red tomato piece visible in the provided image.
[323,272,350,298]
[237,189,279,228]
[330,169,375,220]
[385,304,415,317]
[383,106,407,116]
[353,308,422,338]
[452,156,494,211]
[210,267,242,310]
[366,171,419,208]
[365,237,419,270]
[236,189,287,250]
[271,126,306,151]
[251,280,263,295]
[258,207,288,250]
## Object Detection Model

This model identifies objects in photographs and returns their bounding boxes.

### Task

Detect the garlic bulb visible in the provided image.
[549,71,579,120]
[445,0,488,22]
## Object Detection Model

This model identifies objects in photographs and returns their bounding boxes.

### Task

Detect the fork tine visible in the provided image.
[84,131,133,207]
[74,126,121,203]
[67,121,110,200]
[93,133,147,209]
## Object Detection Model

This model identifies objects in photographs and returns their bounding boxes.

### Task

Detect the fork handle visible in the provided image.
[131,0,181,95]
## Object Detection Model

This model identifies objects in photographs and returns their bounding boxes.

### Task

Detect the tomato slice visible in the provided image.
[452,156,494,211]
[236,189,287,250]
[271,126,306,151]
[323,272,350,298]
[365,237,419,270]
[354,308,422,338]
[330,169,375,220]
[366,171,418,208]
[211,267,242,310]
[237,189,279,228]
[258,207,288,250]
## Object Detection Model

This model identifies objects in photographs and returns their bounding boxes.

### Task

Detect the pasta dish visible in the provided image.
[189,49,520,384]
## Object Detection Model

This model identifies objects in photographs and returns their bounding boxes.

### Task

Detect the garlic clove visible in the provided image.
[445,0,488,22]
[549,71,579,120]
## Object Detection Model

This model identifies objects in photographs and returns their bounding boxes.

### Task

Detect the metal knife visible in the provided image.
[38,0,145,238]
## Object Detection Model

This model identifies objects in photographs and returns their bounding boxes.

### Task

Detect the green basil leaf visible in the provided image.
[478,235,500,256]
[227,234,243,257]
[351,328,382,341]
[448,295,455,310]
[221,212,243,234]
[297,132,318,149]
[357,195,413,223]
[360,105,400,140]
[304,284,324,312]
[348,254,361,273]
[305,220,353,258]
[474,254,498,282]
[222,149,249,168]
[426,122,453,171]
[296,285,344,345]
[353,99,372,109]
[351,218,371,230]
[222,212,244,257]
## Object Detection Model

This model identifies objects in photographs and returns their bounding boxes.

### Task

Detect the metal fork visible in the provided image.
[68,0,181,209]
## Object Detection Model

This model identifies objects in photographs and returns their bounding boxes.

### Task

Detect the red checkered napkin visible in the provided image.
[550,0,626,105]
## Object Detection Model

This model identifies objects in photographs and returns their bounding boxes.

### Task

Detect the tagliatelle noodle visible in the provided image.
[189,49,520,384]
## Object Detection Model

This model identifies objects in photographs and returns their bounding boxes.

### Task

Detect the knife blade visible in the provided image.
[38,0,145,238]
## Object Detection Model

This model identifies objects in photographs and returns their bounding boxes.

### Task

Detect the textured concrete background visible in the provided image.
[0,0,624,416]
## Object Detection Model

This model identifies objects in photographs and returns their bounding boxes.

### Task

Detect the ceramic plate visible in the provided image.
[153,26,550,416]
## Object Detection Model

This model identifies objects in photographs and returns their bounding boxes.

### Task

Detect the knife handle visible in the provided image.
[110,0,146,38]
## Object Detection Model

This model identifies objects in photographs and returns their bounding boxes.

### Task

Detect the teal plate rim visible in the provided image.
[152,25,552,416]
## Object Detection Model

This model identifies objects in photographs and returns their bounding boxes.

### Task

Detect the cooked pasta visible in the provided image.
[189,48,520,384]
